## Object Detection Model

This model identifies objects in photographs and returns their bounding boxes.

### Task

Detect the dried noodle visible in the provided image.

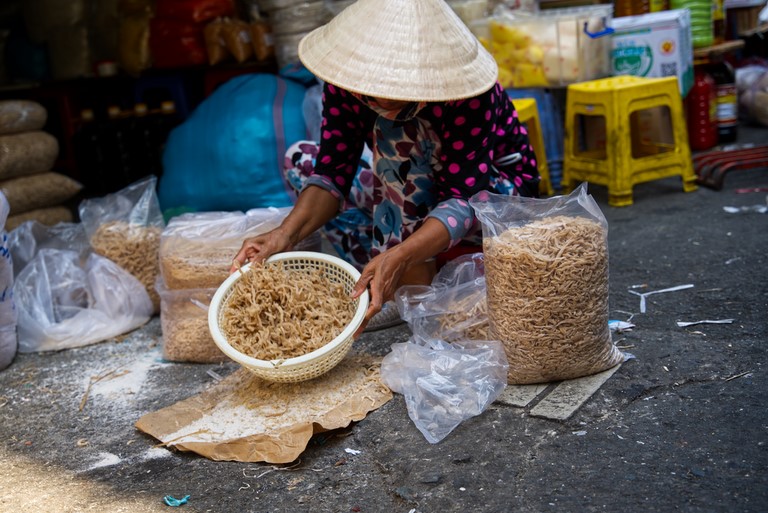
[484,215,624,384]
[436,294,490,341]
[90,221,162,312]
[221,262,355,360]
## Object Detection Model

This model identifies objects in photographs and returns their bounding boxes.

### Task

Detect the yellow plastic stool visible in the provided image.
[562,76,698,207]
[513,98,554,197]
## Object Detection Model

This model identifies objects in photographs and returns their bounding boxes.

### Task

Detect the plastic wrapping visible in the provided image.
[736,65,768,127]
[8,220,89,278]
[0,192,17,370]
[6,207,75,232]
[204,18,230,65]
[396,253,489,342]
[79,177,165,312]
[273,30,307,69]
[0,100,47,136]
[250,20,275,61]
[380,335,508,444]
[156,281,224,363]
[469,184,626,384]
[477,5,613,88]
[159,207,320,290]
[14,249,153,353]
[268,1,332,35]
[221,18,253,63]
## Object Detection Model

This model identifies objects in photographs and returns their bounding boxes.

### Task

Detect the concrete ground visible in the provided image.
[1,126,766,513]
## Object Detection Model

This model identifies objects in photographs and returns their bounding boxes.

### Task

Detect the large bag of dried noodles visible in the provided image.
[469,184,627,384]
[79,176,165,313]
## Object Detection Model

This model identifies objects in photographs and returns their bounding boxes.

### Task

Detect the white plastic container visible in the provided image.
[478,5,614,88]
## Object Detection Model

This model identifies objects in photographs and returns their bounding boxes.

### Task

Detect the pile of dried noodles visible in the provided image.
[220,262,355,361]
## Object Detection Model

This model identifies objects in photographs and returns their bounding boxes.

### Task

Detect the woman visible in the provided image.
[233,0,540,334]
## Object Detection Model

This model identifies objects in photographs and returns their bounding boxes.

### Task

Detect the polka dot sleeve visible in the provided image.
[304,83,374,200]
[426,83,536,246]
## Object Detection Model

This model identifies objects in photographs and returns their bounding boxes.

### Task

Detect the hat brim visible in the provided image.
[298,0,499,102]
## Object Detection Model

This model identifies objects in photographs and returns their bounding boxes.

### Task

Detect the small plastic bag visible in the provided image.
[380,335,508,444]
[396,253,490,342]
[79,176,165,312]
[14,248,153,353]
[469,183,627,384]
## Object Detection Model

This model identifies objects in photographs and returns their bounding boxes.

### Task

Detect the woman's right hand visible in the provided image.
[230,226,293,273]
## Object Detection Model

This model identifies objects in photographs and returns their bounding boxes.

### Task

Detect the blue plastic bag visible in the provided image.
[158,74,308,213]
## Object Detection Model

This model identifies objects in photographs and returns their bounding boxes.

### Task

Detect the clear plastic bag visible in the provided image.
[14,248,153,353]
[396,253,490,342]
[736,64,768,127]
[8,220,89,278]
[380,335,508,444]
[469,183,626,384]
[158,206,320,290]
[79,176,165,312]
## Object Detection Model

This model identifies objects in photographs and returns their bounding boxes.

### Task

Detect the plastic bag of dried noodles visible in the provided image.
[79,176,165,313]
[469,183,628,384]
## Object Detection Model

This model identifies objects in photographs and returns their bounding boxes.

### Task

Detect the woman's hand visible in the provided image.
[350,249,409,334]
[350,218,451,337]
[230,185,341,273]
[230,227,293,273]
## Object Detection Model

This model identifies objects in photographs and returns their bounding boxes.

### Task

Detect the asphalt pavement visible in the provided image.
[0,126,766,513]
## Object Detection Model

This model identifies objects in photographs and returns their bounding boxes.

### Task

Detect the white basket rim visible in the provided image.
[207,251,369,370]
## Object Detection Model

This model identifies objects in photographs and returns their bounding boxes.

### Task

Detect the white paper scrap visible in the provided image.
[629,284,694,313]
[609,320,635,332]
[676,319,735,327]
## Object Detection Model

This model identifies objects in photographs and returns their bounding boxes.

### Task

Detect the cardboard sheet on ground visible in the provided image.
[135,355,392,463]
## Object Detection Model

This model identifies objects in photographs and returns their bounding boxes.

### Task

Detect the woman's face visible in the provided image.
[374,98,409,111]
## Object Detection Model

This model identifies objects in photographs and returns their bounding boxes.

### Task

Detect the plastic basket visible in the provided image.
[208,251,368,383]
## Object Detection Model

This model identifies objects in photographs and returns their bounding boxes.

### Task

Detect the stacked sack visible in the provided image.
[0,100,81,231]
[248,0,334,70]
[156,208,321,363]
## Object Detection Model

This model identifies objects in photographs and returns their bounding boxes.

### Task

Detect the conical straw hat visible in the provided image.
[298,0,498,102]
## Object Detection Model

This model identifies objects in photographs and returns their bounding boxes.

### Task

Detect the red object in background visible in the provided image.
[154,0,236,23]
[150,19,208,68]
[686,68,718,151]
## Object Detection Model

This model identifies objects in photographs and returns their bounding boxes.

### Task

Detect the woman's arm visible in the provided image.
[350,217,451,335]
[231,185,339,271]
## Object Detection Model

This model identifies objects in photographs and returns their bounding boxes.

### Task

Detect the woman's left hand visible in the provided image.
[350,249,409,337]
[350,218,449,337]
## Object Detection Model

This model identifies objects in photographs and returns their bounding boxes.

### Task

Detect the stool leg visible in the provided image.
[607,109,635,207]
[526,116,554,197]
